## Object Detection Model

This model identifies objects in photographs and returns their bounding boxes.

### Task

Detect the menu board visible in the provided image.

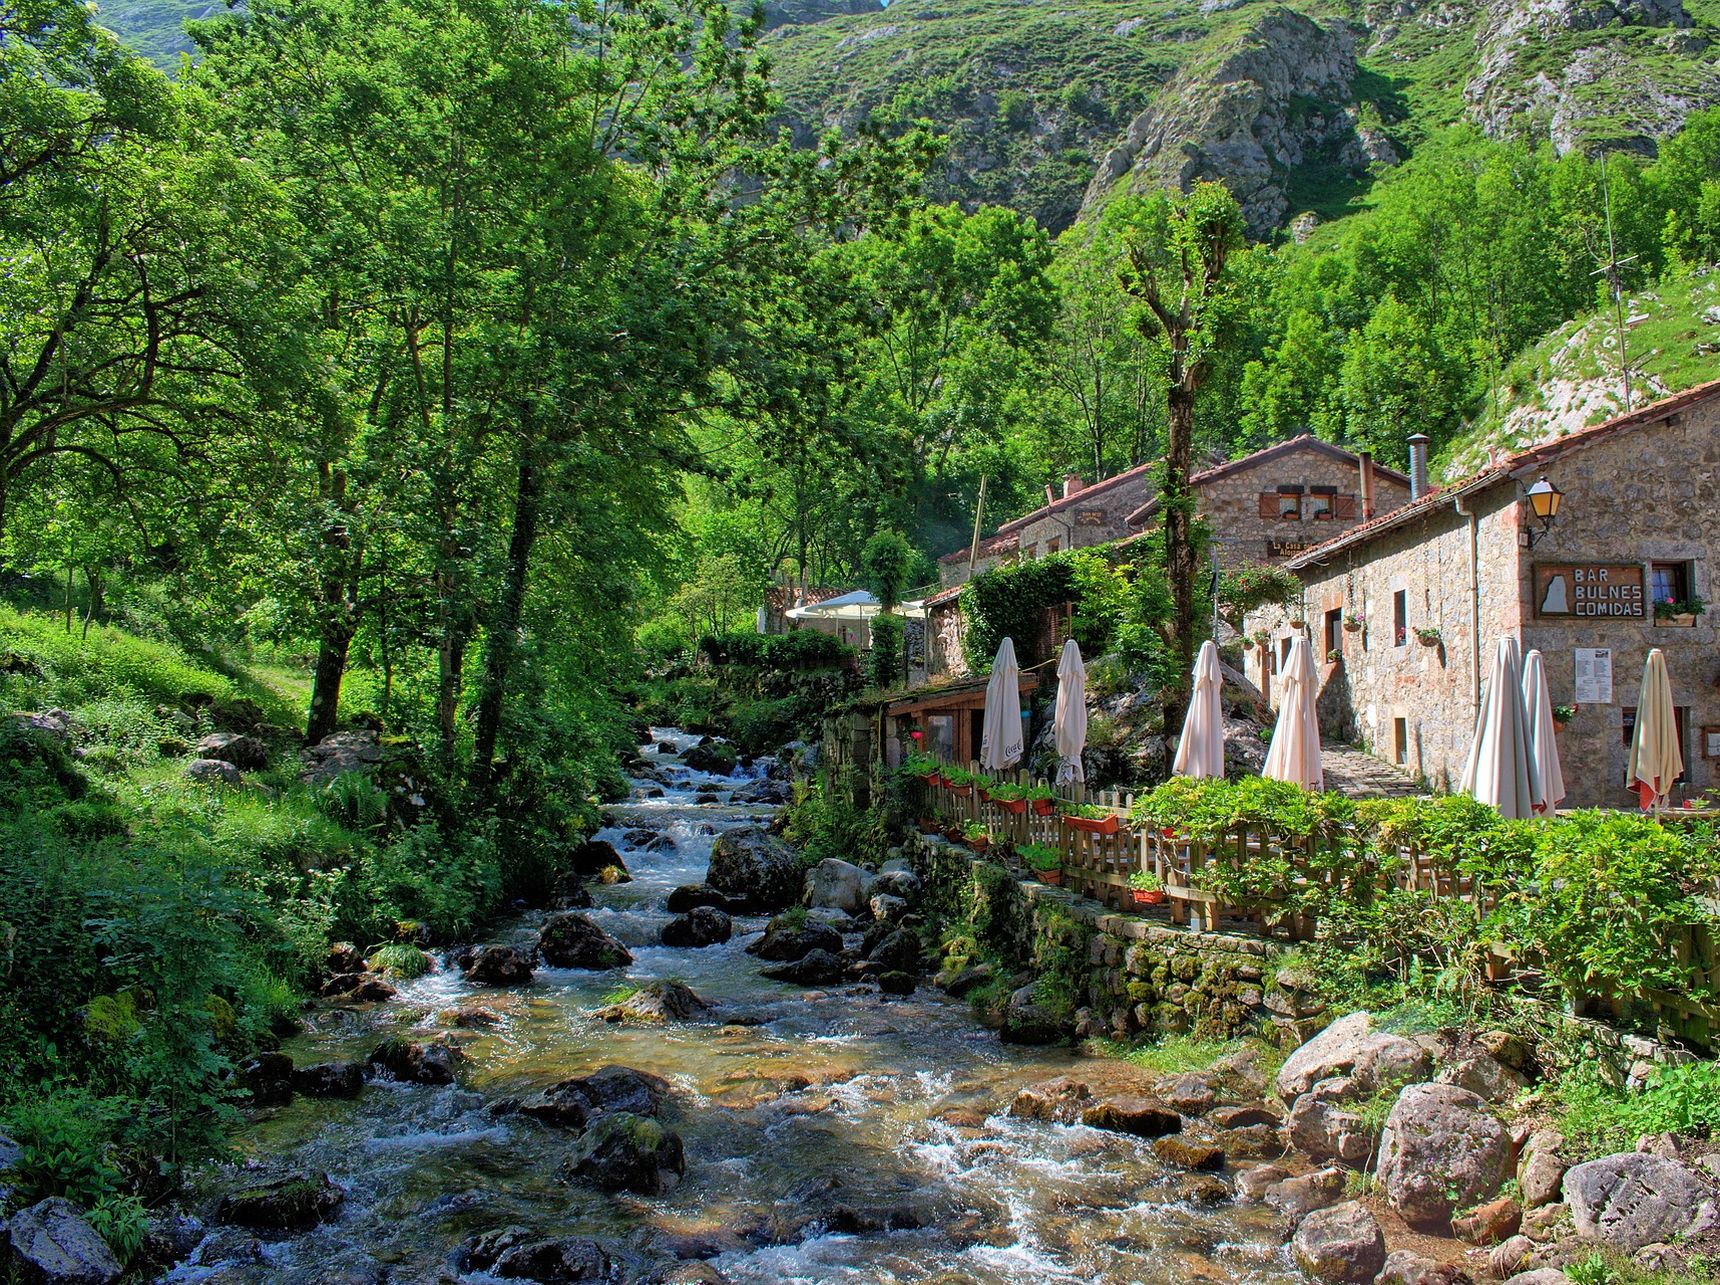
[1534,563,1646,619]
[1574,648,1613,704]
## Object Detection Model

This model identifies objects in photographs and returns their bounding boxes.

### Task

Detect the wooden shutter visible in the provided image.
[1258,492,1279,518]
[1334,493,1358,520]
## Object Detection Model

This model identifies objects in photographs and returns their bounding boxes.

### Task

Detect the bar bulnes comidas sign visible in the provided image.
[1532,563,1646,618]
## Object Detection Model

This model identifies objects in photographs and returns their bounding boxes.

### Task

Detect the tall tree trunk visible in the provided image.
[306,617,356,745]
[470,448,541,795]
[1162,380,1197,735]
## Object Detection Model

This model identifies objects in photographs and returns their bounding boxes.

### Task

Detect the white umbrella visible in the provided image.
[1521,649,1565,814]
[1460,637,1540,819]
[1172,639,1225,779]
[1053,639,1087,786]
[1263,635,1323,791]
[1629,648,1683,812]
[980,637,1024,772]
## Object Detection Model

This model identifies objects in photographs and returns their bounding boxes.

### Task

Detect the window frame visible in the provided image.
[1392,589,1408,648]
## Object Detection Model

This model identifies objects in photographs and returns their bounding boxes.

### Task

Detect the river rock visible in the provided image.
[1438,1053,1529,1105]
[1490,1236,1535,1279]
[1454,1194,1521,1244]
[1215,1121,1286,1158]
[1287,1089,1373,1165]
[747,915,842,962]
[1376,1083,1509,1227]
[519,1065,668,1130]
[1155,1073,1217,1116]
[1519,1129,1567,1209]
[237,1051,295,1106]
[661,906,732,948]
[1352,1032,1433,1095]
[1153,1137,1225,1171]
[218,1173,345,1231]
[321,973,396,1002]
[492,1236,612,1282]
[192,732,269,770]
[1000,985,1063,1045]
[561,1112,685,1195]
[872,868,921,903]
[1563,1152,1720,1251]
[292,1060,365,1098]
[1080,1095,1181,1137]
[1009,1077,1091,1123]
[1265,1166,1346,1221]
[869,893,909,924]
[1208,1103,1280,1129]
[6,1197,123,1284]
[185,757,243,785]
[681,741,737,775]
[760,948,845,985]
[596,981,711,1024]
[866,929,920,973]
[706,827,803,912]
[538,914,632,970]
[369,1037,461,1085]
[804,859,875,914]
[1291,1201,1385,1284]
[569,839,627,881]
[666,884,731,914]
[1376,1250,1474,1284]
[1276,1011,1375,1099]
[937,962,994,998]
[463,944,535,986]
[877,970,917,995]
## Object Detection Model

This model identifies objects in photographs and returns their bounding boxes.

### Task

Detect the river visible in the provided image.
[166,729,1300,1284]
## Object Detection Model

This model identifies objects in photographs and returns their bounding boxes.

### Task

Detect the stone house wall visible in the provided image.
[1196,445,1412,568]
[1011,470,1157,562]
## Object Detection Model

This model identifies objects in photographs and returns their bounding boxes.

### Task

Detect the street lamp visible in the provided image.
[1522,476,1563,548]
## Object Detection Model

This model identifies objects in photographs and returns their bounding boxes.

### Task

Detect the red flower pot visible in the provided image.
[1064,813,1120,836]
[1130,888,1166,907]
[942,826,963,843]
[921,773,942,787]
[994,797,1028,816]
[968,836,990,853]
[917,818,939,835]
[1035,868,1063,886]
[947,785,973,798]
[1031,798,1056,817]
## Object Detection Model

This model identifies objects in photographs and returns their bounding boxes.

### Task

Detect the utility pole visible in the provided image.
[966,475,989,577]
[1592,152,1639,413]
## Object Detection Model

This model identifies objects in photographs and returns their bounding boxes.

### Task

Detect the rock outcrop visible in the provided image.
[537,914,632,970]
[1376,1083,1510,1226]
[1563,1152,1720,1250]
[6,1197,123,1284]
[706,826,804,912]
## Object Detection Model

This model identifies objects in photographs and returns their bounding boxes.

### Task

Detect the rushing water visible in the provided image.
[167,730,1300,1285]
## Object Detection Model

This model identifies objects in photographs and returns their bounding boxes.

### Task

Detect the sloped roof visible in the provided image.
[1282,378,1720,572]
[1124,435,1411,526]
[937,532,1020,566]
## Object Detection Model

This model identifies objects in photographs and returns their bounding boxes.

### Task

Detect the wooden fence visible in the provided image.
[909,760,1720,1048]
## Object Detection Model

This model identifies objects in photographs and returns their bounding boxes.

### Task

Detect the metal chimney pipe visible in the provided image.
[1358,450,1377,519]
[1407,434,1430,501]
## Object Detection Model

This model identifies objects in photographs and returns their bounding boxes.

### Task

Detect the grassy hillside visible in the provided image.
[1440,268,1720,480]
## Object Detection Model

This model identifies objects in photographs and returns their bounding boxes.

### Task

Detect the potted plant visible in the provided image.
[961,820,990,853]
[1342,613,1363,634]
[1128,869,1166,907]
[1289,615,1307,629]
[1021,843,1063,886]
[1326,648,1343,664]
[985,781,1030,815]
[942,819,964,843]
[1414,626,1442,648]
[1552,703,1576,730]
[1026,784,1058,817]
[1062,802,1120,836]
[945,768,979,798]
[917,808,942,836]
[1654,595,1706,627]
[1250,630,1270,649]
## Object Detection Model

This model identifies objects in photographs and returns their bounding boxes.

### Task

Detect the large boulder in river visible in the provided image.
[560,1112,685,1195]
[537,913,632,970]
[760,948,845,985]
[369,1037,462,1085]
[1292,1201,1386,1284]
[217,1173,345,1231]
[519,1066,668,1130]
[747,914,841,962]
[706,826,803,912]
[462,944,535,986]
[6,1197,123,1284]
[596,981,711,1024]
[1563,1152,1720,1251]
[568,839,628,881]
[666,884,731,914]
[681,741,738,776]
[804,859,874,914]
[865,929,921,974]
[458,1227,612,1282]
[1376,1083,1510,1227]
[660,906,732,948]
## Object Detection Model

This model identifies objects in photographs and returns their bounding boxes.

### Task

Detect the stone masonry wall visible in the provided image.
[1198,445,1412,569]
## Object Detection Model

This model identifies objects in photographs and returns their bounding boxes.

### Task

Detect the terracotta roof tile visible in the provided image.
[1124,435,1410,526]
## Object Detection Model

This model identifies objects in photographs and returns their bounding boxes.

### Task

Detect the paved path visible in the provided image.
[1320,743,1422,798]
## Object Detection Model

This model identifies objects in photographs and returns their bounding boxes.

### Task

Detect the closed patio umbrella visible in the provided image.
[1460,637,1540,819]
[1521,648,1565,814]
[1629,648,1683,811]
[980,637,1024,772]
[1172,639,1226,779]
[1053,638,1087,786]
[1263,635,1323,791]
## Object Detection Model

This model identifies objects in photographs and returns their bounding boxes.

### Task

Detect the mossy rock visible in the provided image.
[218,1172,345,1231]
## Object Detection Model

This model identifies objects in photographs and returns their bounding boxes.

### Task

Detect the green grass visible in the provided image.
[1098,1032,1244,1076]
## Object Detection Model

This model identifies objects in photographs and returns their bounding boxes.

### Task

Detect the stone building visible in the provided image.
[1123,435,1411,568]
[936,465,1157,588]
[1245,381,1720,807]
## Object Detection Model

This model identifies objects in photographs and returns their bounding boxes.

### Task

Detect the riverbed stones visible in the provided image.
[1236,1164,1290,1199]
[1152,1137,1225,1171]
[865,929,920,973]
[1000,984,1063,1045]
[706,826,802,912]
[537,913,632,970]
[1264,1166,1346,1221]
[217,1172,345,1231]
[1287,1089,1373,1165]
[877,970,916,995]
[759,948,845,985]
[804,859,874,915]
[6,1197,123,1285]
[569,839,628,882]
[562,1112,685,1195]
[492,1236,612,1282]
[681,741,736,776]
[368,1037,462,1085]
[1376,1083,1510,1227]
[1562,1152,1720,1251]
[463,944,535,986]
[519,1066,668,1130]
[237,1051,295,1106]
[1375,1248,1472,1284]
[666,884,731,914]
[292,1060,365,1099]
[1079,1095,1181,1137]
[1291,1201,1385,1284]
[746,915,841,962]
[660,906,732,949]
[1276,1011,1375,1099]
[1010,1077,1091,1123]
[869,893,909,924]
[596,981,711,1024]
[1155,1073,1217,1116]
[1519,1129,1567,1209]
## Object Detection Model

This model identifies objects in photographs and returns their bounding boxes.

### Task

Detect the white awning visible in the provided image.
[786,589,880,621]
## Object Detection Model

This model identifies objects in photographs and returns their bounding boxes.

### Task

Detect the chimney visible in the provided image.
[1063,472,1083,499]
[1358,450,1377,519]
[1045,483,1057,507]
[1407,434,1430,501]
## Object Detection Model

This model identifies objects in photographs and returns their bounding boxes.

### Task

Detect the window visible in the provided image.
[1277,487,1303,520]
[1393,590,1408,647]
[1324,608,1342,658]
[1622,706,1689,785]
[1045,537,1061,556]
[1650,561,1691,608]
[1278,637,1292,673]
[1393,717,1408,766]
[1307,487,1336,521]
[926,714,955,761]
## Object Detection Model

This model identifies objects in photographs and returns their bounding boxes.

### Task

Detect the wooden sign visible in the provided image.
[1074,508,1108,528]
[1533,563,1645,619]
[1266,537,1316,559]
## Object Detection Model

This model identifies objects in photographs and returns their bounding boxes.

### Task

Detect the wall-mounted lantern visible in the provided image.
[1521,476,1563,548]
